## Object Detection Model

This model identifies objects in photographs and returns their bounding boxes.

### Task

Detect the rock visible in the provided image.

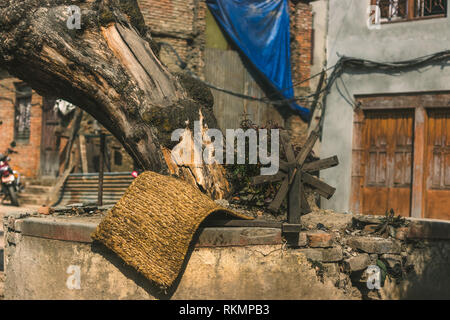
[316,223,327,231]
[369,254,378,265]
[302,211,353,231]
[388,226,396,238]
[344,254,370,272]
[347,236,401,254]
[65,203,83,207]
[394,227,409,240]
[352,215,383,229]
[298,232,308,247]
[363,224,378,234]
[299,247,343,262]
[323,263,340,277]
[381,254,402,269]
[322,247,344,262]
[37,206,52,215]
[306,230,333,248]
[6,232,20,245]
[286,232,307,247]
[337,273,352,290]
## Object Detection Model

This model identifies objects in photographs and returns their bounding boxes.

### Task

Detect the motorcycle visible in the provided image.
[0,141,22,206]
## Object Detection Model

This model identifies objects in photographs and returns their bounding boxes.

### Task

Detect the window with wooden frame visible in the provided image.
[371,0,447,22]
[14,84,32,144]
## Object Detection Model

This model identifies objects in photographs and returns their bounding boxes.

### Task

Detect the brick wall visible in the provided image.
[291,1,313,93]
[138,0,206,75]
[138,0,313,85]
[0,78,42,180]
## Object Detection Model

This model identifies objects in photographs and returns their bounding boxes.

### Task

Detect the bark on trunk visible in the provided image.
[0,0,230,198]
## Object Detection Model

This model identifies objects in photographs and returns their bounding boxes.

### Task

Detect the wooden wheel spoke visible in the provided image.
[279,160,296,173]
[295,130,319,167]
[300,190,311,214]
[268,177,289,212]
[302,156,339,172]
[302,172,336,199]
[251,172,286,185]
[251,130,338,224]
[281,132,296,163]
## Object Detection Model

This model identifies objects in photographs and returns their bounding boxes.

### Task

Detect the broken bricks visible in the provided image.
[298,247,343,262]
[305,230,334,248]
[343,253,371,272]
[347,236,401,254]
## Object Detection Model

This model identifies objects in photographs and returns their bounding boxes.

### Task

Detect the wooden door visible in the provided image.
[425,109,450,220]
[361,110,414,216]
[40,97,60,178]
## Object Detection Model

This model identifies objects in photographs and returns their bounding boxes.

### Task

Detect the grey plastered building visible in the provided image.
[321,0,450,220]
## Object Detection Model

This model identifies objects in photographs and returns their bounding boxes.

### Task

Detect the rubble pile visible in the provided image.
[286,210,414,299]
[215,197,417,299]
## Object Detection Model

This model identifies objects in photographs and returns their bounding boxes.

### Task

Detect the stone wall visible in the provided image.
[297,211,450,299]
[2,208,449,300]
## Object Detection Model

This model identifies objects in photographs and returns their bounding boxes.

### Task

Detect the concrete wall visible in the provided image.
[310,0,329,90]
[321,0,450,212]
[2,214,349,300]
[2,211,450,300]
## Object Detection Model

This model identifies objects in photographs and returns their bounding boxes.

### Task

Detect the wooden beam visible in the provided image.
[268,177,289,212]
[411,106,426,218]
[279,160,296,173]
[79,134,88,174]
[288,171,302,224]
[282,223,302,233]
[63,109,83,171]
[302,172,336,199]
[296,130,320,167]
[281,131,296,163]
[307,68,326,135]
[251,172,286,185]
[302,156,339,172]
[301,190,311,214]
[46,152,79,206]
[407,0,415,20]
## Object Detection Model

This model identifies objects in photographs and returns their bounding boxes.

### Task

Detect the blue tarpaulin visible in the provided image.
[206,0,310,121]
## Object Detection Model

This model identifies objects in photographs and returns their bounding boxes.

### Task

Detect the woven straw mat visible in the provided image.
[91,170,252,288]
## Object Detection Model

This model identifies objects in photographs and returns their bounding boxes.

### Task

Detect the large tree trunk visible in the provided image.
[0,0,230,198]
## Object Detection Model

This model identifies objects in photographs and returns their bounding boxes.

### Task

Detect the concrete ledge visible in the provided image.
[11,216,283,247]
[407,218,450,240]
[196,227,282,247]
[15,218,97,243]
[6,214,450,246]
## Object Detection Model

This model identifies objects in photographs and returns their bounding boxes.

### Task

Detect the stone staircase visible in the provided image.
[18,184,53,206]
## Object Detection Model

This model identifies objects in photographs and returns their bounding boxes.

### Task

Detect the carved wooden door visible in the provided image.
[361,110,414,216]
[425,109,450,220]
